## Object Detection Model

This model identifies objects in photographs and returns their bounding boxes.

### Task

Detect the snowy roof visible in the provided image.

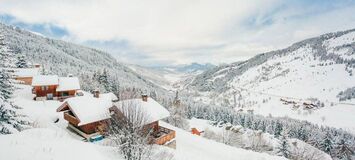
[113,97,170,125]
[59,96,112,126]
[100,92,118,102]
[56,77,81,92]
[32,75,59,86]
[13,68,40,77]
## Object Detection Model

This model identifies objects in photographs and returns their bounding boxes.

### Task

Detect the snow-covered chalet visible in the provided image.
[32,75,80,101]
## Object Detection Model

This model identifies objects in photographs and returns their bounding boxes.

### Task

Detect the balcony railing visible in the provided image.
[58,95,75,102]
[150,126,176,145]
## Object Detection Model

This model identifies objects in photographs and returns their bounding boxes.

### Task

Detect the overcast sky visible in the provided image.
[1,0,355,66]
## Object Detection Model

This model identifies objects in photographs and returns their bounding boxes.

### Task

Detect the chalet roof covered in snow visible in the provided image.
[56,77,81,92]
[100,92,118,102]
[32,75,59,86]
[113,97,170,125]
[12,68,40,77]
[58,96,112,126]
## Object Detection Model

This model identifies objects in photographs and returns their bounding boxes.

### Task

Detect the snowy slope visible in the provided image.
[0,128,120,160]
[0,85,285,160]
[0,23,168,95]
[160,122,286,160]
[185,29,355,133]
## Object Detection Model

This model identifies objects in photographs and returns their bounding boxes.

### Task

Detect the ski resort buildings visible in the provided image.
[32,75,80,101]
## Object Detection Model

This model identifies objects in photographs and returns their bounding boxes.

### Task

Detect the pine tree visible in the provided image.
[274,121,283,138]
[15,54,28,68]
[321,132,334,156]
[335,137,354,160]
[276,130,291,158]
[0,31,28,134]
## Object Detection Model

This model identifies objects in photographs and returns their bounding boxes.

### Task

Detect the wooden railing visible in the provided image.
[151,126,176,145]
[58,96,75,102]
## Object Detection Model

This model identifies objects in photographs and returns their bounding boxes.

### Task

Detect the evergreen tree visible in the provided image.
[321,132,334,156]
[0,32,28,134]
[335,137,354,160]
[276,130,291,158]
[15,54,28,68]
[274,121,283,138]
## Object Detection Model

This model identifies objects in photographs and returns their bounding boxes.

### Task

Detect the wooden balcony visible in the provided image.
[58,95,75,102]
[64,111,80,126]
[150,126,176,145]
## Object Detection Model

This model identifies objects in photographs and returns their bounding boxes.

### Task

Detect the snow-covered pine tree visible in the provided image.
[274,121,283,138]
[15,54,28,68]
[321,131,334,156]
[276,130,291,158]
[166,91,189,129]
[334,136,354,160]
[0,32,28,134]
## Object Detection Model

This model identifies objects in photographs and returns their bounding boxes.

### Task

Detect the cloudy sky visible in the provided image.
[1,0,355,66]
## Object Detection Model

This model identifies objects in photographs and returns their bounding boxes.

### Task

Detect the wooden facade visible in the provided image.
[60,103,109,135]
[33,86,77,100]
[150,126,176,145]
[33,85,58,98]
[15,77,33,85]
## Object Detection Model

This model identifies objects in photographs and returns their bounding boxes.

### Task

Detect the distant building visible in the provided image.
[32,75,80,101]
[191,127,204,136]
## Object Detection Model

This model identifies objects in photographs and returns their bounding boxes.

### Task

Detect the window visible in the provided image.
[41,86,49,91]
[62,92,69,97]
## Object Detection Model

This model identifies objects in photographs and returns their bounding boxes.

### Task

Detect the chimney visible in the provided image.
[94,90,100,98]
[142,94,148,102]
[34,64,41,68]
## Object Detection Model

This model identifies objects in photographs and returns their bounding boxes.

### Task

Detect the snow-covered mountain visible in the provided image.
[185,29,355,132]
[128,63,216,91]
[161,63,216,74]
[0,23,169,96]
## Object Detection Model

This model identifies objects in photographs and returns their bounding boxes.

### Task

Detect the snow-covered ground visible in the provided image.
[160,121,286,160]
[186,118,332,160]
[0,85,285,160]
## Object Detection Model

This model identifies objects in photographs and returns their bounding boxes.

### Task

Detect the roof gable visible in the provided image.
[13,68,40,77]
[57,96,112,126]
[113,98,170,125]
[32,75,59,86]
[56,77,81,91]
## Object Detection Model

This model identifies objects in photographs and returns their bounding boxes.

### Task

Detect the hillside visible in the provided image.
[0,23,169,96]
[0,84,285,160]
[184,29,355,132]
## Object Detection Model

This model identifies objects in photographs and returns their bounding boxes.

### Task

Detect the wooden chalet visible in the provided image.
[111,95,176,146]
[56,95,114,140]
[12,67,40,85]
[32,75,80,101]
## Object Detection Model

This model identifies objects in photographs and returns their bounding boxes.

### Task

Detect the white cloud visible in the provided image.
[1,0,355,65]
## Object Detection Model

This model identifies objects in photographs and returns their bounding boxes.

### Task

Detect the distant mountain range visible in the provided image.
[182,28,355,132]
